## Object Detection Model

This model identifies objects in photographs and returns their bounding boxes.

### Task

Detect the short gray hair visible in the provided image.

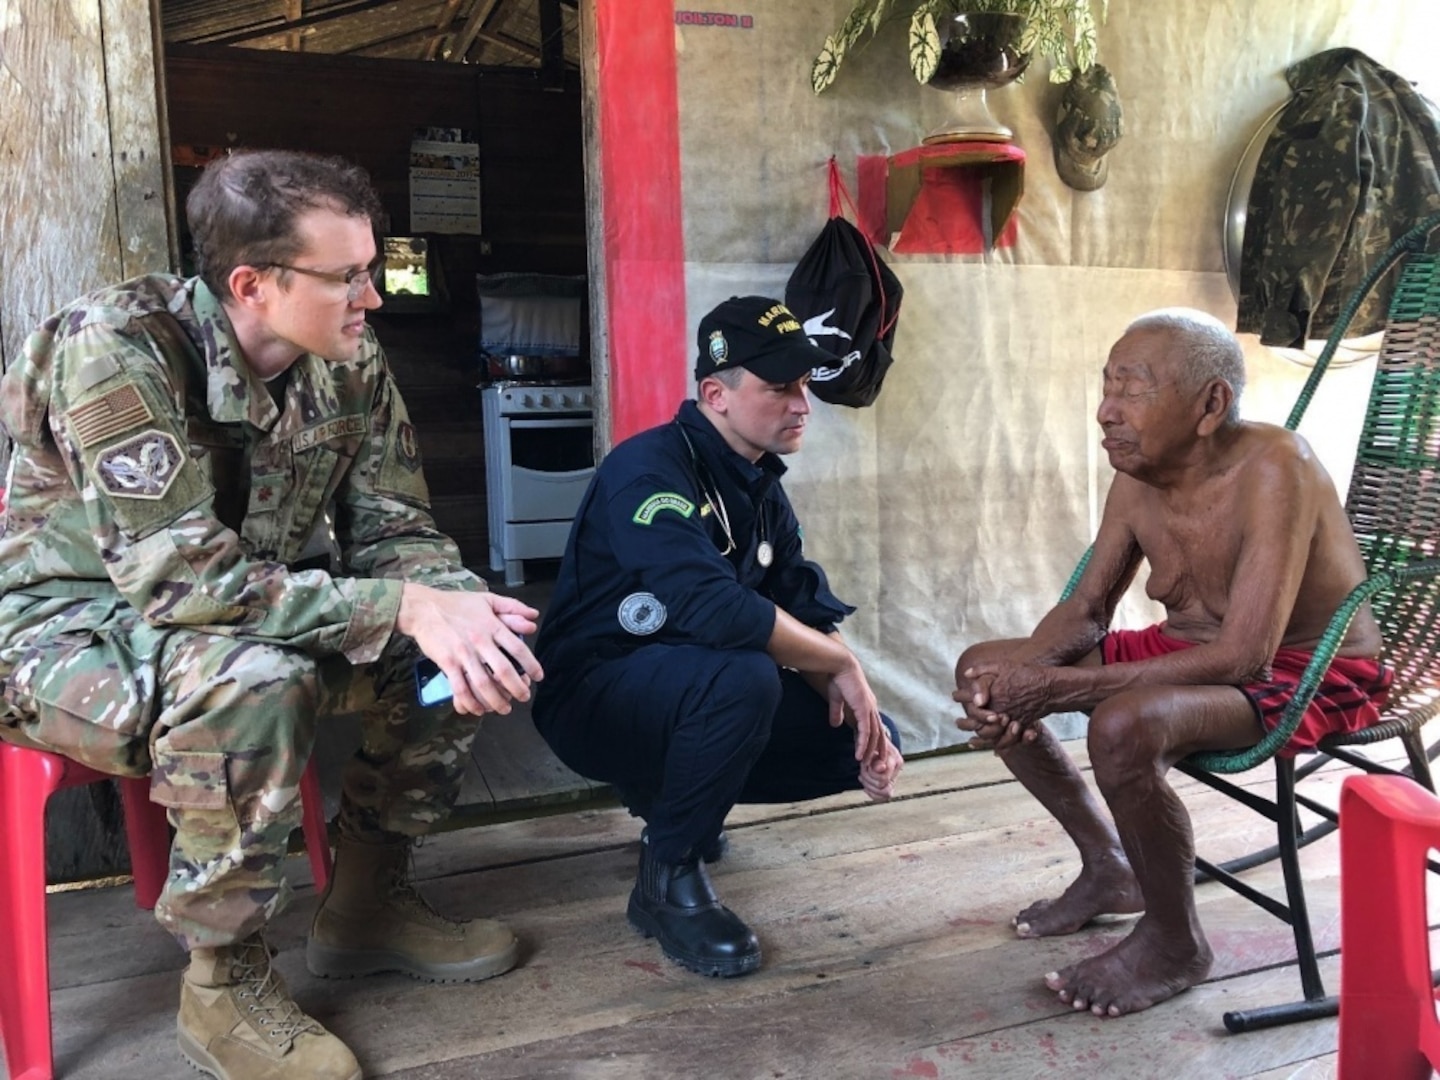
[1126,308,1245,424]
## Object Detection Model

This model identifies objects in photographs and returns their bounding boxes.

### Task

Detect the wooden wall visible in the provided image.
[1,0,173,884]
[0,2,172,367]
[165,45,589,567]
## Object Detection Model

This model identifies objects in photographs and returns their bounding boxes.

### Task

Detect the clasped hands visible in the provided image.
[952,659,1054,752]
[827,665,903,801]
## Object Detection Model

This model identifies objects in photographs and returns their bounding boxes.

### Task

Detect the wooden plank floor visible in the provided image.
[20,747,1425,1080]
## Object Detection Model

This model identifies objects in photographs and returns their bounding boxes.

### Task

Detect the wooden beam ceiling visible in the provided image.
[471,27,540,63]
[338,26,439,57]
[192,0,401,48]
[422,0,467,61]
[167,0,581,67]
[449,0,504,62]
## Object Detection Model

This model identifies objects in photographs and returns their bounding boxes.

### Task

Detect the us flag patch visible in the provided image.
[68,384,154,448]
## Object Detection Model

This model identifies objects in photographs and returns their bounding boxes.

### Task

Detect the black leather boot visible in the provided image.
[627,832,761,977]
[701,830,729,863]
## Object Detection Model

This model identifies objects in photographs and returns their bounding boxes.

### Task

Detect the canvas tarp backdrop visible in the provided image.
[671,1,1439,752]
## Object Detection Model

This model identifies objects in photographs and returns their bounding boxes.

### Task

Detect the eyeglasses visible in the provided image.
[260,255,386,303]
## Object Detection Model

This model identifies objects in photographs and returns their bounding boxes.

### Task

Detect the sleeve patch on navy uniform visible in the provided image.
[618,592,667,635]
[96,430,184,500]
[69,384,154,448]
[632,492,695,525]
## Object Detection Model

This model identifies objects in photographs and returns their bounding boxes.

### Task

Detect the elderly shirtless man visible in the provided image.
[953,308,1390,1017]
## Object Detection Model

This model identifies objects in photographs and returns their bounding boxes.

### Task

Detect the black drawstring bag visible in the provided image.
[784,158,902,408]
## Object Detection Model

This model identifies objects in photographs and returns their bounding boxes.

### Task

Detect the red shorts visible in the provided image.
[1100,624,1392,756]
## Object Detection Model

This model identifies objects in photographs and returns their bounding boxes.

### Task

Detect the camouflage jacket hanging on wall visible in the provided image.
[1237,48,1440,348]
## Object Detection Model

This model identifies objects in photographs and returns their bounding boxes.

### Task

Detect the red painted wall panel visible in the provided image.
[595,0,688,442]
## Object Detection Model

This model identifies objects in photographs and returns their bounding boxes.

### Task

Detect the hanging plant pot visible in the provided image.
[810,0,1104,97]
[921,12,1031,144]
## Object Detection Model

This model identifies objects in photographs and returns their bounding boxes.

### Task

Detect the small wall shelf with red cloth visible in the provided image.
[856,142,1025,254]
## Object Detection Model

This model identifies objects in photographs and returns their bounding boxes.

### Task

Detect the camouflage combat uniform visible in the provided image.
[0,275,484,949]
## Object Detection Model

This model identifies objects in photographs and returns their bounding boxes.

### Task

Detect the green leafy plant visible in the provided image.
[811,0,1106,94]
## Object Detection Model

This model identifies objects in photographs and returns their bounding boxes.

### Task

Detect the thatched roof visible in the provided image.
[161,0,580,67]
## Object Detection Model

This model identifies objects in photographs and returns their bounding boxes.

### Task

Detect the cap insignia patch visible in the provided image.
[708,330,729,366]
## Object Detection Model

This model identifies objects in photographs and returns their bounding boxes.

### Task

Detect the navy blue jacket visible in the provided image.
[533,401,853,712]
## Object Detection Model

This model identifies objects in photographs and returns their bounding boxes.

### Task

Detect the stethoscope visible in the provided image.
[674,421,774,569]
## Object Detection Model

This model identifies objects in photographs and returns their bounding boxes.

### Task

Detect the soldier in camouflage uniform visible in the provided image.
[0,149,543,1080]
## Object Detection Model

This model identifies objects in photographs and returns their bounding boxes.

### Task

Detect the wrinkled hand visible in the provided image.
[966,660,1054,726]
[829,661,886,767]
[859,733,903,801]
[952,665,1042,752]
[954,706,1030,752]
[398,585,544,717]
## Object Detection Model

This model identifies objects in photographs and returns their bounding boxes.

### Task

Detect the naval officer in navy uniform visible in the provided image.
[532,295,903,978]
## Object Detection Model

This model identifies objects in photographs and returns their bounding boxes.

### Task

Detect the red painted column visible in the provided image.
[593,0,688,443]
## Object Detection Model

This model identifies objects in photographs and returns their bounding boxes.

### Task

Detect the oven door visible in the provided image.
[505,416,595,522]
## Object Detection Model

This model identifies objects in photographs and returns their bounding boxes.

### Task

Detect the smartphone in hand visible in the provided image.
[415,640,530,707]
[415,657,453,707]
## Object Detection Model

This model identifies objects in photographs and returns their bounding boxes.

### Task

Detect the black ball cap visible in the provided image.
[694,296,832,384]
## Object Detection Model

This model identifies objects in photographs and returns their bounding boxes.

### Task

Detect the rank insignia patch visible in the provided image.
[69,384,154,448]
[633,492,696,525]
[96,430,184,500]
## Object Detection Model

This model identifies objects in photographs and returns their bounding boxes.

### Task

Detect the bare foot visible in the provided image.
[1043,915,1213,1017]
[1013,860,1144,938]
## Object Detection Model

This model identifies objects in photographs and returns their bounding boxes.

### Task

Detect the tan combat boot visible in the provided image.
[178,932,362,1080]
[306,836,519,982]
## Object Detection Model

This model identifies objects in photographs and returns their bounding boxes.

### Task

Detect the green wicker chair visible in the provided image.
[1062,212,1440,1033]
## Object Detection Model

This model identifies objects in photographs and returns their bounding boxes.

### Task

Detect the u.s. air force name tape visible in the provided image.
[632,492,695,525]
[291,414,367,452]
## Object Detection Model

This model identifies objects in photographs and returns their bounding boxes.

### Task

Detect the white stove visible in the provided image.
[482,381,596,586]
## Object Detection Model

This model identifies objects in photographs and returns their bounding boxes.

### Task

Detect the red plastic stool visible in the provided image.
[0,742,332,1080]
[1337,774,1440,1080]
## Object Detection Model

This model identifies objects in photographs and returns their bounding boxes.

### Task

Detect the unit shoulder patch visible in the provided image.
[95,430,184,500]
[395,421,422,472]
[632,491,696,525]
